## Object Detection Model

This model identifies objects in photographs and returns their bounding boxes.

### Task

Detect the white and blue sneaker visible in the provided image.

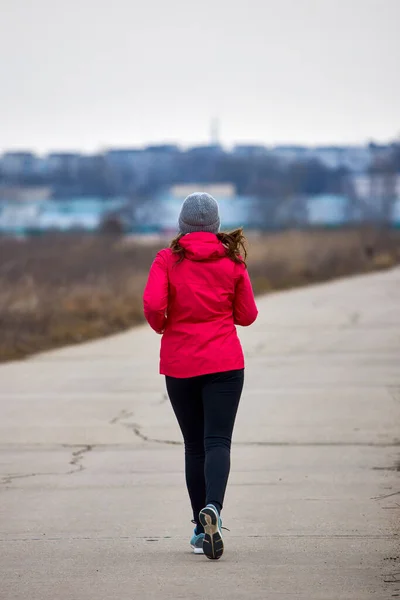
[190,528,205,554]
[199,504,224,560]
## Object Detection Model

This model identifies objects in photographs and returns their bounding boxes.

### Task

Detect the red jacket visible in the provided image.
[143,232,258,378]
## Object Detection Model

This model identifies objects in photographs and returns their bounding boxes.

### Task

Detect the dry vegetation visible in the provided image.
[1,228,399,362]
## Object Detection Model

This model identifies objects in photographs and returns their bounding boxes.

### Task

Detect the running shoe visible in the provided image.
[199,504,224,560]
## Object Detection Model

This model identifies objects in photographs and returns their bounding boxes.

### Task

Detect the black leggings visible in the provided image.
[165,369,244,525]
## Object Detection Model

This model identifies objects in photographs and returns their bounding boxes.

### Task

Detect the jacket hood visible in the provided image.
[178,232,227,261]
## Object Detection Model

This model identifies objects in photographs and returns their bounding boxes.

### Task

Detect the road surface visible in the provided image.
[1,268,400,599]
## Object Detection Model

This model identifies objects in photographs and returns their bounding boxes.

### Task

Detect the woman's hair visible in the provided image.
[170,228,248,265]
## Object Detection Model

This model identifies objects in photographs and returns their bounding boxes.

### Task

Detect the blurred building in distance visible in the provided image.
[104,145,180,190]
[307,194,349,226]
[311,146,371,172]
[233,145,269,158]
[0,140,399,235]
[46,152,82,177]
[351,172,400,223]
[170,183,236,198]
[1,152,40,177]
[270,145,372,171]
[0,195,127,235]
[0,185,52,203]
[270,145,310,164]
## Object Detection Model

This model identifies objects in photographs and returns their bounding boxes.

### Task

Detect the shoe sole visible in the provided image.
[199,507,224,560]
[191,546,204,555]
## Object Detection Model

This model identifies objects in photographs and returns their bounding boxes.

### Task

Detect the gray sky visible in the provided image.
[1,0,399,154]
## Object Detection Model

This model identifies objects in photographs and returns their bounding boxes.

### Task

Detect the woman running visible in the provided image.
[143,192,258,560]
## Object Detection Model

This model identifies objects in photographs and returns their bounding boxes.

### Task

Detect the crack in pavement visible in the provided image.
[109,410,181,445]
[158,392,168,405]
[109,410,400,448]
[372,490,400,501]
[1,472,58,486]
[67,445,94,474]
[109,409,134,424]
[1,445,94,487]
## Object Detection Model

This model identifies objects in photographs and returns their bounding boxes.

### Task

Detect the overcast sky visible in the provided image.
[1,0,399,154]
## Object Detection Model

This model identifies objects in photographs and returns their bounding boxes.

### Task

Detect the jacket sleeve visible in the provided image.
[143,251,168,334]
[233,264,258,326]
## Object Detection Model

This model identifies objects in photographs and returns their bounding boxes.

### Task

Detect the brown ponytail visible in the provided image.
[170,228,248,265]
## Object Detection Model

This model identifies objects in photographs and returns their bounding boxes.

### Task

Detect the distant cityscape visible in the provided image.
[1,141,396,182]
[0,140,399,234]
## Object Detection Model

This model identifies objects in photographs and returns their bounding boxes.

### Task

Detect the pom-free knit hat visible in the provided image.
[178,193,221,235]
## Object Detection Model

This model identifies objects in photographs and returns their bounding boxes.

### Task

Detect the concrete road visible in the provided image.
[1,269,400,600]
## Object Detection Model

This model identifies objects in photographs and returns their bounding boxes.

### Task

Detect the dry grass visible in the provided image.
[1,228,399,362]
[246,228,400,294]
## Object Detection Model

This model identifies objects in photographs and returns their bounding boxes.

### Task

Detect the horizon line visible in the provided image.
[1,135,399,157]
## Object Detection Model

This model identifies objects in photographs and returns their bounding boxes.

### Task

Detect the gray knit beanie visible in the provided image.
[178,192,221,235]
